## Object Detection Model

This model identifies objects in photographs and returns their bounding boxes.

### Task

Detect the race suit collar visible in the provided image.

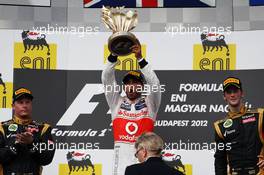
[227,105,247,119]
[13,115,32,125]
[125,96,142,104]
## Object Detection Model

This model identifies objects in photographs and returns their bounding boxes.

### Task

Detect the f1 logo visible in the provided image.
[56,84,104,126]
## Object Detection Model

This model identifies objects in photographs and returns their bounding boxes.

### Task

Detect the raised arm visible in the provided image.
[131,44,161,115]
[101,54,121,112]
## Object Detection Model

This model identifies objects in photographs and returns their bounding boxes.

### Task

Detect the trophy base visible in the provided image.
[108,32,138,56]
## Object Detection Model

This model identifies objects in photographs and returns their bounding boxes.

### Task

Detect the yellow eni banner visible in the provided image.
[177,164,192,175]
[0,82,13,108]
[193,33,236,70]
[14,31,57,69]
[59,164,102,175]
[104,44,146,71]
[14,43,57,69]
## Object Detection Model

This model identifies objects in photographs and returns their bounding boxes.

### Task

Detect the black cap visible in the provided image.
[13,87,33,102]
[223,77,242,92]
[122,71,145,84]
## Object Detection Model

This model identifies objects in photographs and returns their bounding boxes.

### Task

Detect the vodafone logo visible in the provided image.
[125,122,138,135]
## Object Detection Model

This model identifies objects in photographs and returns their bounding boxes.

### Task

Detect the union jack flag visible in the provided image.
[84,0,215,8]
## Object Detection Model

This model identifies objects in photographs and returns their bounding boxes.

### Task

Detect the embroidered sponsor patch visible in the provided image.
[224,129,236,137]
[242,117,256,124]
[8,124,18,132]
[135,99,147,110]
[223,119,233,128]
[120,100,131,110]
[242,114,255,119]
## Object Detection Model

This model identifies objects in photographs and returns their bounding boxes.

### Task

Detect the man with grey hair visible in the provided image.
[124,132,184,175]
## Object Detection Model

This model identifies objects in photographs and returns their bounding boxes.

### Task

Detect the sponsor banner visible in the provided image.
[0,31,15,82]
[13,68,264,148]
[0,30,263,72]
[14,31,57,70]
[59,164,101,175]
[0,82,13,108]
[0,30,14,118]
[0,0,51,6]
[84,0,215,8]
[43,149,213,175]
[66,31,264,70]
[12,30,68,70]
[44,150,111,175]
[162,151,193,174]
[104,44,147,70]
[193,33,236,70]
[0,29,69,120]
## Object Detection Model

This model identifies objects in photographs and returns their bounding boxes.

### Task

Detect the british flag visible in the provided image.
[84,0,215,8]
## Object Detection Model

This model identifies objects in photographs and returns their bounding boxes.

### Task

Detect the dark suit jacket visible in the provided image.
[124,157,184,175]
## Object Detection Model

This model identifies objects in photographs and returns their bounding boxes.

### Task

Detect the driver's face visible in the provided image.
[12,98,33,118]
[124,79,143,100]
[224,87,243,108]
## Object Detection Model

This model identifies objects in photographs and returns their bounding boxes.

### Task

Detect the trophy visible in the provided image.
[101,6,139,56]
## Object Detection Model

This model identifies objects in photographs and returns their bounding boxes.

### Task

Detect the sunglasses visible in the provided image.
[134,148,144,158]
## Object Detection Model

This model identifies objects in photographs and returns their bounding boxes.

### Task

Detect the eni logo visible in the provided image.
[14,30,57,70]
[104,44,146,70]
[59,151,102,175]
[193,33,236,70]
[162,152,193,175]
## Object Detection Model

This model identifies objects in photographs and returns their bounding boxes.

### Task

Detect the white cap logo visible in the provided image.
[125,122,138,135]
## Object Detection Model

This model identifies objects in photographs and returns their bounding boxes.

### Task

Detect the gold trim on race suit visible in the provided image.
[214,120,224,140]
[0,124,4,135]
[13,115,32,125]
[227,106,247,119]
[41,123,50,136]
[258,108,264,144]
